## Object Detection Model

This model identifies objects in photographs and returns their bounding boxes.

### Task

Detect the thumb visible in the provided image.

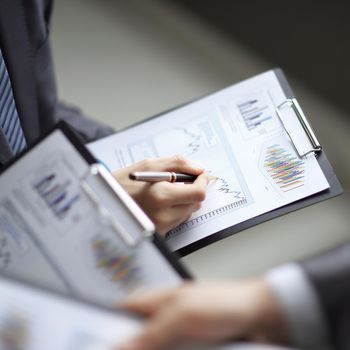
[120,289,176,316]
[118,310,181,350]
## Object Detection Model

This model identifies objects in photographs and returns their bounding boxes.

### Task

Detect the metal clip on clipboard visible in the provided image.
[79,163,154,248]
[276,98,322,158]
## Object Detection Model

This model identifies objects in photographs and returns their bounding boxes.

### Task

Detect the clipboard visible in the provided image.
[0,122,190,307]
[176,68,343,255]
[0,275,246,350]
[0,274,144,350]
[88,69,342,256]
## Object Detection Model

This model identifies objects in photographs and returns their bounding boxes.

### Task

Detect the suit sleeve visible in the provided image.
[266,263,331,349]
[54,101,115,143]
[301,243,350,350]
[32,0,115,143]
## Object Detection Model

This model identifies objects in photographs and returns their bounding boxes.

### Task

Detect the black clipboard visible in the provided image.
[109,68,342,256]
[173,68,342,255]
[0,121,191,290]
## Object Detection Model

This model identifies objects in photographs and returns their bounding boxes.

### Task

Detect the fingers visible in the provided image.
[134,174,207,234]
[150,173,209,206]
[119,310,181,350]
[118,282,241,350]
[170,173,209,204]
[152,202,201,235]
[121,288,176,316]
[135,155,204,175]
[113,156,208,234]
[120,289,184,350]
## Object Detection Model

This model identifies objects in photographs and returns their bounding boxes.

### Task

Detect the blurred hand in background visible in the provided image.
[118,279,289,350]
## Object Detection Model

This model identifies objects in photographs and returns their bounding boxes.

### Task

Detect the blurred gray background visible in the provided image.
[52,0,350,279]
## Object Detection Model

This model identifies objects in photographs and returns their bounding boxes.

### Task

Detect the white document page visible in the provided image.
[0,278,142,350]
[88,70,329,251]
[0,278,280,350]
[0,130,182,307]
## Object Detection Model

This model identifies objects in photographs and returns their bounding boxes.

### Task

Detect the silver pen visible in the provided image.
[129,171,218,183]
[129,171,197,183]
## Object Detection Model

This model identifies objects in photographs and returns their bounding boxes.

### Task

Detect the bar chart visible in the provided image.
[263,144,305,192]
[237,96,273,131]
[91,236,142,292]
[33,173,80,221]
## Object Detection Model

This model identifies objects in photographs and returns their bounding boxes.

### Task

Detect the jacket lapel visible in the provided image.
[0,129,13,165]
[0,0,40,145]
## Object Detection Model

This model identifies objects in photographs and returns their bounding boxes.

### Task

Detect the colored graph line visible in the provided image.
[91,237,141,290]
[264,145,304,192]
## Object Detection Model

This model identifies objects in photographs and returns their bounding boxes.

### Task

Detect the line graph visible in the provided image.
[262,144,305,192]
[173,127,202,155]
[167,197,248,238]
[215,177,245,198]
[166,174,248,237]
[128,126,204,160]
[165,170,249,237]
[124,112,253,237]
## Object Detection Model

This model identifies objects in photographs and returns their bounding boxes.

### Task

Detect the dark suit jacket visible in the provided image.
[301,243,350,350]
[0,0,113,166]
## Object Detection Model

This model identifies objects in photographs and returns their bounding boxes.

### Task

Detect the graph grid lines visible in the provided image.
[167,197,248,238]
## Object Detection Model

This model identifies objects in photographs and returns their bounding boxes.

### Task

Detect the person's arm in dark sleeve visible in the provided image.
[54,100,115,142]
[32,0,115,143]
[267,242,350,350]
[266,263,331,350]
[301,243,350,350]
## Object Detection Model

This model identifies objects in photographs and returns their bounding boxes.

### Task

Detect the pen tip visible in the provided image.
[129,173,137,180]
[208,175,219,181]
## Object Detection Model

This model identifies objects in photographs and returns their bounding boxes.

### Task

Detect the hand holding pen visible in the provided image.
[129,171,217,183]
[111,156,210,234]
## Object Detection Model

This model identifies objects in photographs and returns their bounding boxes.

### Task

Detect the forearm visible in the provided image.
[55,101,115,143]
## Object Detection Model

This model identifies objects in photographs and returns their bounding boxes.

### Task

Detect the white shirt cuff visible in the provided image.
[265,263,331,350]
